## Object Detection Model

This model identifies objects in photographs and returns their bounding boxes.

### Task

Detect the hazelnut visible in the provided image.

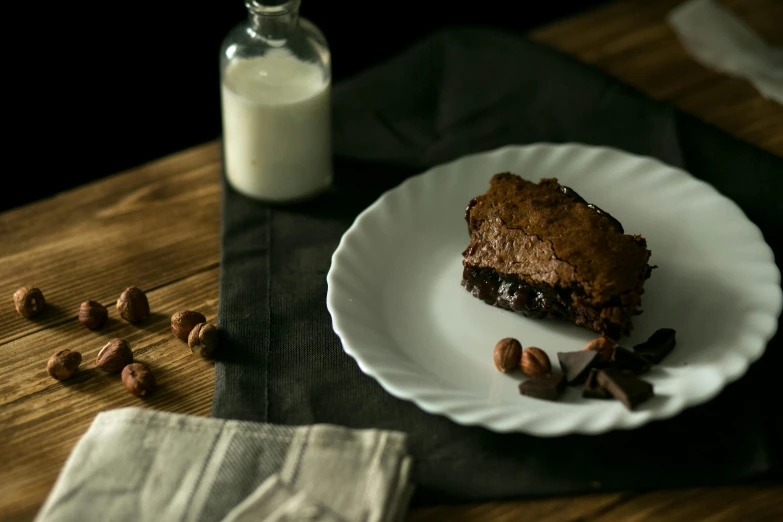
[583,336,615,362]
[117,286,150,323]
[13,286,46,318]
[47,349,82,381]
[188,323,218,358]
[121,363,156,397]
[78,300,108,330]
[96,338,134,373]
[520,347,551,376]
[171,310,207,342]
[493,338,522,373]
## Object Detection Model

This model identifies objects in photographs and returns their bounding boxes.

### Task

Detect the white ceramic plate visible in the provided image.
[326,144,782,436]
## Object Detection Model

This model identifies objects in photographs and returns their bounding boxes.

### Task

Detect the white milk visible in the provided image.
[221,50,332,202]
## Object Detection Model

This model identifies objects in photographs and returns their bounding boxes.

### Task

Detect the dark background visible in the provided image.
[3,0,608,213]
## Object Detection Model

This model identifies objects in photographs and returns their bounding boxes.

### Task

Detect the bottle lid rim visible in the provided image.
[246,0,301,15]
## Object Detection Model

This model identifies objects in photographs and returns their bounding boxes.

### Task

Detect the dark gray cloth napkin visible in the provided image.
[213,27,783,503]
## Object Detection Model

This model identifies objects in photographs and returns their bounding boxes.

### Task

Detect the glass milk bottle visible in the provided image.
[220,0,332,203]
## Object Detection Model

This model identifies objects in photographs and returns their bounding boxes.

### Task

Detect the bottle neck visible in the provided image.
[246,0,300,41]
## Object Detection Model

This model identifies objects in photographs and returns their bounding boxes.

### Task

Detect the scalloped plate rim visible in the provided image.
[326,142,782,437]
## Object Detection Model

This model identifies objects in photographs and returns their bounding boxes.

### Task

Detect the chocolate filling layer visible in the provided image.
[461,265,571,320]
[462,265,625,338]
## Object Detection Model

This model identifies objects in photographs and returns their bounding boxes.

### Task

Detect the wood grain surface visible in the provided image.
[0,145,223,521]
[530,0,783,157]
[2,0,782,520]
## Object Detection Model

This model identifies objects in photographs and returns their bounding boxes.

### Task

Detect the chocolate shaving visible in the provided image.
[613,346,652,375]
[633,328,676,363]
[583,369,611,399]
[518,373,566,401]
[597,369,654,410]
[557,350,599,384]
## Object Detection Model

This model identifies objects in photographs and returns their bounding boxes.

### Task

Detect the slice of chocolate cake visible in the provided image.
[462,174,653,339]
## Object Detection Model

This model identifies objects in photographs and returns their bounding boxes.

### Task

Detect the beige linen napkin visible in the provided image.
[34,407,414,522]
[668,0,783,104]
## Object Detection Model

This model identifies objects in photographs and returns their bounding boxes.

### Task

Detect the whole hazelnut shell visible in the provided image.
[493,338,522,373]
[96,338,134,373]
[520,347,552,376]
[171,310,207,342]
[188,323,218,358]
[117,286,150,323]
[121,363,156,397]
[583,336,615,362]
[14,286,46,318]
[79,300,108,330]
[47,349,82,381]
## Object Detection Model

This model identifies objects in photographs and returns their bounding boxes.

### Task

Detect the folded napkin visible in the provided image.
[35,408,413,522]
[669,0,783,104]
[214,27,783,503]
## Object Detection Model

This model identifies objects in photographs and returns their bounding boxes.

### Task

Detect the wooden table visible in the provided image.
[2,0,781,520]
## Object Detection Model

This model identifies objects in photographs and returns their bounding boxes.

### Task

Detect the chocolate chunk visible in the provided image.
[557,350,599,384]
[596,369,654,410]
[518,373,566,401]
[582,369,611,399]
[634,328,676,363]
[612,346,652,375]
